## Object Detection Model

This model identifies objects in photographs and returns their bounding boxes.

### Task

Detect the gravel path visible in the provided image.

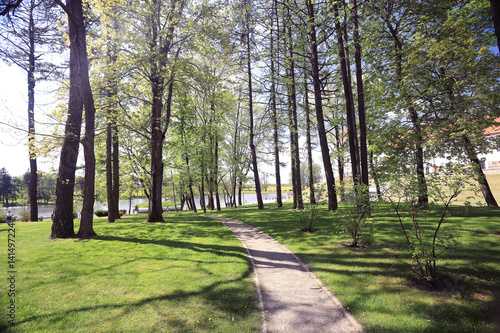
[210,216,364,333]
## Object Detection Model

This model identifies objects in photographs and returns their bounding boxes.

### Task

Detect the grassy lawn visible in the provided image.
[0,214,260,332]
[214,202,500,333]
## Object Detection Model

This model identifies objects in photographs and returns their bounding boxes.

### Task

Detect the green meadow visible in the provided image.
[0,215,260,332]
[1,196,499,332]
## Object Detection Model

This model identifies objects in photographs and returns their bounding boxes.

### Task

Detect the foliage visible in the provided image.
[333,182,374,247]
[94,209,108,217]
[294,203,318,232]
[18,210,30,222]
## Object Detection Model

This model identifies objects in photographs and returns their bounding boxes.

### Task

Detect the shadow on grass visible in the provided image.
[95,234,248,262]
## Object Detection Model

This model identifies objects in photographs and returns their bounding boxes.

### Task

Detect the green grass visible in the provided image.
[2,198,499,332]
[214,202,500,333]
[0,215,260,332]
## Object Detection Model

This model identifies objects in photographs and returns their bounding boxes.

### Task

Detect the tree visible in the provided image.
[405,0,500,206]
[490,0,500,49]
[0,0,61,221]
[50,0,97,239]
[244,0,264,210]
[305,0,337,210]
[0,168,14,205]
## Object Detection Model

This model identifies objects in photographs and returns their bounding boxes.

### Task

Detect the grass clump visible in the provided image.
[0,214,260,332]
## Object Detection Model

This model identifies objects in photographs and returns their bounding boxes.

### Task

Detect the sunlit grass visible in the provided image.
[0,214,260,332]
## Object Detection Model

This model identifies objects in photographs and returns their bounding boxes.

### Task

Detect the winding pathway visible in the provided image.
[209,216,364,333]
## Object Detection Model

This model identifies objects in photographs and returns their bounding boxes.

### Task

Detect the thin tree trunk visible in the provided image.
[286,3,303,210]
[214,140,221,211]
[334,2,360,183]
[105,53,118,223]
[352,0,369,188]
[385,19,429,206]
[27,3,38,222]
[271,1,282,208]
[306,0,337,211]
[238,180,243,206]
[246,10,264,210]
[304,74,316,205]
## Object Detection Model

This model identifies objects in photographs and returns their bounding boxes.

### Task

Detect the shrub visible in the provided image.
[94,210,108,217]
[19,210,30,222]
[386,166,471,285]
[333,181,375,247]
[294,203,319,232]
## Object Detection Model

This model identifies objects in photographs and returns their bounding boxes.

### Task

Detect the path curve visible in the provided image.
[209,216,364,333]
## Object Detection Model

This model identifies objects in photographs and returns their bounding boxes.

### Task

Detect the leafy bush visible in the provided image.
[386,166,471,284]
[94,210,108,217]
[294,204,319,232]
[19,210,30,222]
[333,181,375,247]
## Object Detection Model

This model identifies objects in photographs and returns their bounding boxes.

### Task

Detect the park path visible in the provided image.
[209,216,364,333]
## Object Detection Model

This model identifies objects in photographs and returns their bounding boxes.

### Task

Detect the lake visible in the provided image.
[1,192,289,219]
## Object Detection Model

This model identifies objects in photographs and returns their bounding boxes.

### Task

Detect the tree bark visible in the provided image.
[285,3,303,210]
[307,0,338,211]
[304,74,316,205]
[271,0,282,208]
[27,2,38,222]
[352,0,369,188]
[491,0,500,50]
[246,10,264,210]
[105,41,119,222]
[51,0,90,239]
[462,136,498,206]
[146,0,183,222]
[333,2,360,183]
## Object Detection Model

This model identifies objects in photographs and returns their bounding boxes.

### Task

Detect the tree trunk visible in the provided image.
[385,20,429,206]
[462,135,498,206]
[105,60,118,222]
[214,140,221,211]
[27,4,38,222]
[352,0,369,188]
[409,107,429,206]
[271,0,282,208]
[285,3,303,210]
[238,180,243,206]
[146,0,182,222]
[51,0,89,239]
[246,11,264,210]
[306,0,338,211]
[334,2,360,183]
[304,74,316,205]
[491,0,500,50]
[76,0,97,239]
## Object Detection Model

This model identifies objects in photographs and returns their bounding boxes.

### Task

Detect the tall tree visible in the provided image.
[0,0,61,221]
[270,0,283,208]
[244,0,264,210]
[284,1,303,210]
[50,0,97,238]
[305,0,337,210]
